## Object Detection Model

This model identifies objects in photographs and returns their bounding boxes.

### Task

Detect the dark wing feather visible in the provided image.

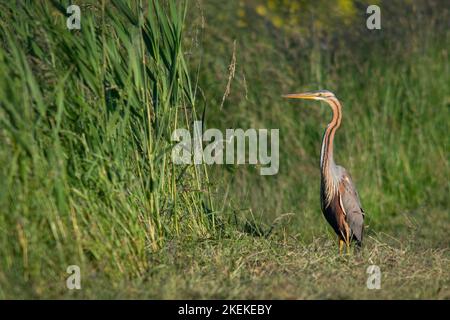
[339,170,365,244]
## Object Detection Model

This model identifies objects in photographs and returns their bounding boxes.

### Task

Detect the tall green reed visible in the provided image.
[0,0,216,291]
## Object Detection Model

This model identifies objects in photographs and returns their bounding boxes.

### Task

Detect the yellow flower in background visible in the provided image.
[338,0,356,17]
[256,5,267,17]
[272,15,283,28]
[267,0,276,10]
[249,0,364,32]
[237,1,246,27]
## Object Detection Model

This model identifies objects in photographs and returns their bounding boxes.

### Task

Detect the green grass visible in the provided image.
[4,232,449,299]
[0,0,215,295]
[192,1,450,236]
[0,0,449,299]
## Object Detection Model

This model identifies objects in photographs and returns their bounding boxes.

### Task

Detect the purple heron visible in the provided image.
[283,90,365,254]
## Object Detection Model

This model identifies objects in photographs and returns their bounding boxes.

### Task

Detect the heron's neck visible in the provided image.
[320,98,342,205]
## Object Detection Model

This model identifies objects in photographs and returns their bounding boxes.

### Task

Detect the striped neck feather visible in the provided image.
[320,97,342,207]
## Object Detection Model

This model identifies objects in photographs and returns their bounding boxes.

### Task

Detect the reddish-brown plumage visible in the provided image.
[284,90,365,252]
[321,171,364,246]
[321,183,348,240]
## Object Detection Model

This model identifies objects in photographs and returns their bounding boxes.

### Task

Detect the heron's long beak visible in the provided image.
[282,92,320,100]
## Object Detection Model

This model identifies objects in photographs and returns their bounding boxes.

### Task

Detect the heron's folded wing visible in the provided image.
[339,172,364,242]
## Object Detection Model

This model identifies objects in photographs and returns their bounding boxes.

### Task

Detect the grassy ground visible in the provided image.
[5,232,449,299]
[0,1,449,299]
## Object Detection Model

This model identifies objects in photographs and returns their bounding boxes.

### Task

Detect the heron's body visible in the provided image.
[284,90,365,254]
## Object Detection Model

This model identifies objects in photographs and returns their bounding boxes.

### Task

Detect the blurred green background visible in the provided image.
[186,0,449,245]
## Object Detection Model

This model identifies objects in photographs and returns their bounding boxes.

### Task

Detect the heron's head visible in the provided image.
[283,90,335,101]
